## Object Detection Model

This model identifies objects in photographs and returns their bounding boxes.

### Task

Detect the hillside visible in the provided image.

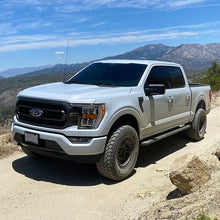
[19,62,89,77]
[0,73,74,126]
[105,44,175,60]
[107,43,220,70]
[200,61,220,90]
[158,43,220,69]
[0,65,53,78]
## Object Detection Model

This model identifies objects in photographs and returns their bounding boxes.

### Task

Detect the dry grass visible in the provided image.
[0,131,21,159]
[0,128,10,135]
[211,91,220,108]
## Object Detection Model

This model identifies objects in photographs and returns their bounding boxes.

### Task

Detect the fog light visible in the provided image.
[69,137,91,143]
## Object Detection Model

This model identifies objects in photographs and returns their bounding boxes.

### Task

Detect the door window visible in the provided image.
[145,66,170,88]
[166,66,185,88]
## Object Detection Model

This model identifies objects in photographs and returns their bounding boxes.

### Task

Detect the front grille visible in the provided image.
[16,97,79,128]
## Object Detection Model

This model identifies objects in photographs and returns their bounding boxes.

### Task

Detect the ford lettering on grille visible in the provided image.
[30,108,43,117]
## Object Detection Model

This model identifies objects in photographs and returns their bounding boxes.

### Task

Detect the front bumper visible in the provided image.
[12,124,107,156]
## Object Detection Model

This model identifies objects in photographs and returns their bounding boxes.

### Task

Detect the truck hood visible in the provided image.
[18,82,132,103]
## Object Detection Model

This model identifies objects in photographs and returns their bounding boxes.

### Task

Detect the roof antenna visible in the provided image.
[63,40,69,82]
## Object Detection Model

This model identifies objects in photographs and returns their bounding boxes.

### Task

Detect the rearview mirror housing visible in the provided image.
[145,84,165,96]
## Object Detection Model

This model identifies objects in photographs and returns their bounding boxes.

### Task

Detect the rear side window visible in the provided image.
[167,66,185,88]
[146,66,170,88]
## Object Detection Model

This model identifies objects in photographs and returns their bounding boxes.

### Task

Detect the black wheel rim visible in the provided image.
[116,134,135,168]
[199,114,206,134]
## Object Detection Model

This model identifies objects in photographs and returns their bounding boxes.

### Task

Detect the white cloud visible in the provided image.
[89,22,107,28]
[16,21,53,30]
[3,0,211,11]
[55,51,64,54]
[0,34,57,45]
[0,21,219,53]
[54,0,210,12]
[0,23,17,35]
[0,32,199,52]
[75,17,89,23]
[161,0,207,8]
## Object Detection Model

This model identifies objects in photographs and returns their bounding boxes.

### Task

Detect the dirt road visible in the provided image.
[0,106,220,220]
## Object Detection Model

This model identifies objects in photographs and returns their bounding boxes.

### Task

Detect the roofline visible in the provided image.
[95,59,180,66]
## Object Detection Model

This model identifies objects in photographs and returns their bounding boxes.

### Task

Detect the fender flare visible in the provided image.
[105,107,142,135]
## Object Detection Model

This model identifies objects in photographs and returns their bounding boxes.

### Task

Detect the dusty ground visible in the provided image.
[0,131,20,159]
[139,171,220,220]
[0,95,220,220]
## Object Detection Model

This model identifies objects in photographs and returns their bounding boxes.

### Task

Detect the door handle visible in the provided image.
[168,96,174,104]
[186,94,191,106]
[186,94,191,99]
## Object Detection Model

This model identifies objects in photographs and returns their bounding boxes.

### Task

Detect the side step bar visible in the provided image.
[140,125,191,147]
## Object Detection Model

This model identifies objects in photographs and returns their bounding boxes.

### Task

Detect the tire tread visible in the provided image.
[96,125,138,181]
[187,108,207,141]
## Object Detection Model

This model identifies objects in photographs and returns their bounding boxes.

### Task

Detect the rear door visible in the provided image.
[165,66,191,125]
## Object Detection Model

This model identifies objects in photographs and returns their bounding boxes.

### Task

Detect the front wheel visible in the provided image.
[96,125,139,181]
[186,108,207,141]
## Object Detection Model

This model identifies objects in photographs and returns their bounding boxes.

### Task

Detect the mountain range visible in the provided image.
[105,43,220,69]
[0,43,220,78]
[0,65,54,78]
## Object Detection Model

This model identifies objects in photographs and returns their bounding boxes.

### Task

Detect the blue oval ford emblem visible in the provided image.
[30,108,43,117]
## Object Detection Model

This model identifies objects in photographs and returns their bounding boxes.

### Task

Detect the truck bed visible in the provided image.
[189,83,209,87]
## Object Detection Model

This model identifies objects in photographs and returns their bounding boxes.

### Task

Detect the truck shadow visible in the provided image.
[12,133,191,186]
[136,133,191,167]
[12,156,114,186]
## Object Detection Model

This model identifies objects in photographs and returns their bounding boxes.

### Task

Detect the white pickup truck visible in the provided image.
[12,60,211,180]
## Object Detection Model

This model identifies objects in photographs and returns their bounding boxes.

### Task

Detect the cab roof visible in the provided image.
[96,59,180,66]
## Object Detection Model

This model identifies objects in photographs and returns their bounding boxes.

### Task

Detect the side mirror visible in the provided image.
[145,84,165,96]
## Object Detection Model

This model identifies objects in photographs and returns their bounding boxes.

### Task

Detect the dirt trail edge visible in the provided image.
[0,106,220,220]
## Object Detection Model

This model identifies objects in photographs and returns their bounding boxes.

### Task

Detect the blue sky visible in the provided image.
[0,0,220,71]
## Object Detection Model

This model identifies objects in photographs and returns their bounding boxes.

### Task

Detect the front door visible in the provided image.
[142,65,173,138]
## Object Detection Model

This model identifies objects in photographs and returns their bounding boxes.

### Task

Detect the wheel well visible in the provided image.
[196,100,206,112]
[109,114,139,137]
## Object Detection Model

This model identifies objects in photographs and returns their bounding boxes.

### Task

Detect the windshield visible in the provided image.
[66,63,147,87]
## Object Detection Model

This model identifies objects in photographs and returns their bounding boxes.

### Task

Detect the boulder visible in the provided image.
[199,154,220,172]
[169,153,211,194]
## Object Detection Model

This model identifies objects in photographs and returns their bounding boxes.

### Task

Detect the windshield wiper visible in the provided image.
[64,80,84,84]
[91,82,117,87]
[64,81,117,86]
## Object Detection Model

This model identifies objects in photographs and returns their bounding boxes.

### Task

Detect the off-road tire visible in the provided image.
[96,125,139,181]
[186,108,207,141]
[21,146,42,158]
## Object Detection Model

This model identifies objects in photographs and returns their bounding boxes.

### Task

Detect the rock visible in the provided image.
[138,193,145,199]
[215,149,220,160]
[169,153,211,194]
[199,154,220,173]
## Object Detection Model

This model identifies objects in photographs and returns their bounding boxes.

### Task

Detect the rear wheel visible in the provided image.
[186,108,207,141]
[96,125,139,181]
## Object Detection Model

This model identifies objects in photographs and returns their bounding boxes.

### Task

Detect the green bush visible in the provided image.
[193,214,218,220]
[200,61,220,91]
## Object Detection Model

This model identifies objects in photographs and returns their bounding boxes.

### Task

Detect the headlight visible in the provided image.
[70,104,105,129]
